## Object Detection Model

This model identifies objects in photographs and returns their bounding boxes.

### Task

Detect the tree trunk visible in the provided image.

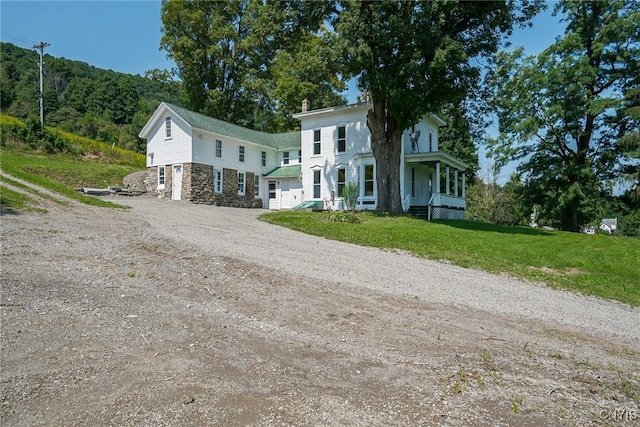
[562,209,579,233]
[367,99,403,212]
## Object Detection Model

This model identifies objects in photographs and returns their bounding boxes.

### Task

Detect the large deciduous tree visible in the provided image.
[487,0,639,231]
[335,0,541,212]
[160,0,344,132]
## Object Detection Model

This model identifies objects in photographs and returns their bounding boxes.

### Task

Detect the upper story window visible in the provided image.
[313,129,321,155]
[215,140,222,158]
[337,126,346,152]
[283,151,290,165]
[261,151,266,167]
[298,149,302,163]
[165,117,172,139]
[239,145,245,162]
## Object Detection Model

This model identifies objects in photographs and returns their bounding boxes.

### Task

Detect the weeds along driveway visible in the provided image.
[114,196,639,344]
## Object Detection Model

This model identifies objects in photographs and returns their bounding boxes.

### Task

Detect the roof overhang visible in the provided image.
[405,151,468,170]
[292,102,370,119]
[139,102,173,139]
[428,114,447,127]
[292,101,447,127]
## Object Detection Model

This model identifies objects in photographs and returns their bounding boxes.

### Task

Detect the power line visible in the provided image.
[33,41,50,127]
[1,34,35,49]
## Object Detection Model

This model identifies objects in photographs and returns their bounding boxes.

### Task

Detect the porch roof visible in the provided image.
[263,165,301,178]
[405,151,468,170]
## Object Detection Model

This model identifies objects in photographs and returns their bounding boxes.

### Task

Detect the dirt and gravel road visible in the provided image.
[1,181,639,426]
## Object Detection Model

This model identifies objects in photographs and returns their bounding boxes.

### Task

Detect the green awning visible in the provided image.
[293,200,324,210]
[263,165,301,178]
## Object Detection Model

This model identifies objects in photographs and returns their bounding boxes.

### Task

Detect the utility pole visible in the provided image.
[33,41,50,127]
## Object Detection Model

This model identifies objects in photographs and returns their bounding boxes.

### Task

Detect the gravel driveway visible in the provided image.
[118,197,639,341]
[2,186,639,426]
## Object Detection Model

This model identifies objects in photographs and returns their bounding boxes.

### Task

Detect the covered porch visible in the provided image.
[403,151,467,220]
[263,165,302,210]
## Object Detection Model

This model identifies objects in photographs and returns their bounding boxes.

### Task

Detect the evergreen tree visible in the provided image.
[486,0,639,231]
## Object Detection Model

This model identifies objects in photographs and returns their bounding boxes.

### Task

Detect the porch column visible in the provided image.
[445,165,450,195]
[462,174,466,199]
[435,162,441,194]
[454,169,459,197]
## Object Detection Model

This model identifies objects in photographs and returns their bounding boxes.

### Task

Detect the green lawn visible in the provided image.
[1,149,143,208]
[0,184,48,213]
[260,211,640,306]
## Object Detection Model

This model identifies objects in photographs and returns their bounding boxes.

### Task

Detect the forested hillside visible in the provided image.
[0,42,181,153]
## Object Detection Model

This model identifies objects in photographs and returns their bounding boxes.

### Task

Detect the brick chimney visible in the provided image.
[302,99,310,113]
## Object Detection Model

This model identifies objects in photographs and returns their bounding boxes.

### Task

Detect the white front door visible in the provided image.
[410,166,429,205]
[280,180,291,209]
[268,180,278,209]
[172,164,183,200]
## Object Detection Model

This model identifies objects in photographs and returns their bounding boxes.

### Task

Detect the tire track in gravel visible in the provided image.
[112,196,640,344]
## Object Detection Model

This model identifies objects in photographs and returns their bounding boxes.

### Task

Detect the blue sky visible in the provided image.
[1,1,172,76]
[1,1,564,86]
[1,1,565,181]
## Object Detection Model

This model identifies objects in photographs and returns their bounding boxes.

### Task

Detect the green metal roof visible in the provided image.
[263,165,302,178]
[165,103,300,150]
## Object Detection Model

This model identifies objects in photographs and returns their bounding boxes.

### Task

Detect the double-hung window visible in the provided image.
[337,168,346,197]
[215,140,222,158]
[313,130,321,155]
[214,169,223,194]
[238,145,245,162]
[165,117,171,139]
[237,172,245,195]
[313,170,321,199]
[261,151,266,167]
[337,126,346,153]
[283,151,289,165]
[254,175,260,197]
[364,164,374,196]
[158,165,166,188]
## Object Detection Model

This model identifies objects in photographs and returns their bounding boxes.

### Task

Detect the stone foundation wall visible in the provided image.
[146,163,262,207]
[146,166,172,199]
[188,163,214,203]
[186,163,263,208]
[179,164,191,200]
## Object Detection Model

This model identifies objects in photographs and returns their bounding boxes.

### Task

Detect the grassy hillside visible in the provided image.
[261,211,640,306]
[1,115,145,209]
[1,41,180,153]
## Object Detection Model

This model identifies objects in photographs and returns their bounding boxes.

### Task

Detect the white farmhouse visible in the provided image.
[140,101,468,219]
